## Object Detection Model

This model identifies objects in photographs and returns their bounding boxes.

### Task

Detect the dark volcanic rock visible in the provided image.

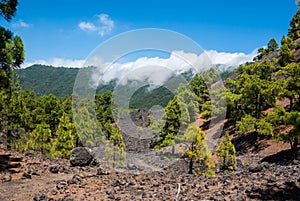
[49,165,59,173]
[249,164,263,173]
[33,193,48,201]
[21,172,32,179]
[70,147,93,167]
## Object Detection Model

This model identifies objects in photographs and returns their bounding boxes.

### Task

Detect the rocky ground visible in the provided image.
[1,138,300,201]
[1,112,300,201]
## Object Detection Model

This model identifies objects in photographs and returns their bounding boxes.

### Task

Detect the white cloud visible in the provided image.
[89,49,257,87]
[78,13,114,36]
[12,20,30,28]
[97,14,114,36]
[205,49,257,66]
[21,58,85,68]
[78,22,97,32]
[21,49,257,88]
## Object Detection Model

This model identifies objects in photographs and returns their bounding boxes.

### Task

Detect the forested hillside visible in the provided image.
[16,65,79,97]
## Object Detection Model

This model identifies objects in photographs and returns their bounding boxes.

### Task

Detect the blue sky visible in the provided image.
[1,0,298,67]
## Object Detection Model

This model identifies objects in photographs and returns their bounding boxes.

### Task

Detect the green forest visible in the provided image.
[0,1,300,176]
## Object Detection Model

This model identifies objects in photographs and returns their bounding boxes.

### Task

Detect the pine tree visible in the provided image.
[52,113,74,158]
[254,38,279,61]
[175,83,199,128]
[216,132,237,171]
[277,63,300,110]
[152,97,181,149]
[288,8,300,40]
[180,124,213,174]
[226,59,277,136]
[73,98,102,147]
[26,122,52,156]
[278,43,296,67]
[104,125,126,168]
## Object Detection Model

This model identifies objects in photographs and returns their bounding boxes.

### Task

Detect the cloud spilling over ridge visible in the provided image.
[78,14,114,36]
[22,49,257,86]
[89,49,257,87]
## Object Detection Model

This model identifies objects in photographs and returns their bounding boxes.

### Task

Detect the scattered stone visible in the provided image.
[127,164,137,170]
[56,181,68,191]
[33,193,48,201]
[25,152,35,157]
[128,181,136,186]
[106,189,114,195]
[1,174,11,182]
[32,170,40,176]
[97,166,110,175]
[21,172,31,179]
[293,159,300,165]
[260,161,270,169]
[268,176,277,183]
[49,165,59,174]
[249,164,263,173]
[70,147,94,167]
[72,174,83,183]
[111,180,125,187]
[67,179,77,185]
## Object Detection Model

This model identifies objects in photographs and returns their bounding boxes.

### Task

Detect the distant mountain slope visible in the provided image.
[16,65,79,97]
[16,64,234,108]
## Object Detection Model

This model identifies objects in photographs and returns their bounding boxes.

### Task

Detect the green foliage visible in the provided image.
[95,91,114,139]
[180,124,213,175]
[254,38,279,61]
[0,83,31,147]
[0,0,18,21]
[16,65,80,97]
[73,98,102,147]
[35,94,64,132]
[25,122,52,156]
[278,43,296,67]
[189,74,209,107]
[201,86,227,120]
[236,114,256,134]
[216,132,236,171]
[201,101,212,119]
[276,63,300,110]
[129,85,174,109]
[236,114,273,136]
[152,97,181,149]
[52,113,75,158]
[288,8,300,40]
[256,119,273,136]
[104,125,126,168]
[0,0,25,92]
[175,83,199,127]
[0,30,24,91]
[226,59,277,128]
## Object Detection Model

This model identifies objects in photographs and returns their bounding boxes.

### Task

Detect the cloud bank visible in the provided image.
[22,49,257,86]
[78,14,114,36]
[89,49,257,87]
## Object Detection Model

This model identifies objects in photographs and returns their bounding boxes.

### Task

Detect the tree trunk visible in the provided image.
[188,158,193,174]
[7,129,11,150]
[291,137,298,159]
